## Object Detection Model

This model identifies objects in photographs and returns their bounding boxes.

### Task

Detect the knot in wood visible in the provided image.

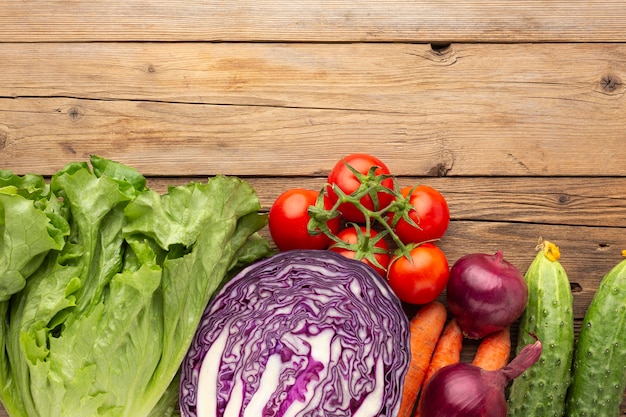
[0,131,7,149]
[600,74,622,93]
[427,149,455,177]
[427,43,457,66]
[430,43,451,54]
[570,282,582,293]
[558,194,570,204]
[68,107,83,121]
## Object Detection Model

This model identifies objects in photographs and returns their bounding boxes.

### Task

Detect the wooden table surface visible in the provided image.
[2,1,626,415]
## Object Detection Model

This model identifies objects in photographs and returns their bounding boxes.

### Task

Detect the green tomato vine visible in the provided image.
[306,163,427,271]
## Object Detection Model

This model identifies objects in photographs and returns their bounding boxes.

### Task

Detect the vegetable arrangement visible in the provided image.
[399,241,626,417]
[179,250,410,417]
[268,153,452,306]
[0,156,272,417]
[3,152,626,416]
[265,154,626,416]
[419,337,542,417]
[398,303,530,417]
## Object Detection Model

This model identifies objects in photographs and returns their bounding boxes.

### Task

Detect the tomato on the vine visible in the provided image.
[329,225,390,277]
[387,243,450,305]
[389,185,450,244]
[269,188,340,251]
[326,153,395,223]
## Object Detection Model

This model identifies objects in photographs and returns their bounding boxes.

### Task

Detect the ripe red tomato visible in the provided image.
[387,243,450,305]
[326,153,395,223]
[329,225,390,277]
[269,188,340,251]
[390,185,450,244]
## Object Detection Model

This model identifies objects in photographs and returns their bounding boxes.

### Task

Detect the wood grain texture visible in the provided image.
[2,0,626,42]
[1,42,625,176]
[3,96,624,177]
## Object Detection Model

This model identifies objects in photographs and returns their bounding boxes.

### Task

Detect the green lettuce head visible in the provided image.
[0,156,271,417]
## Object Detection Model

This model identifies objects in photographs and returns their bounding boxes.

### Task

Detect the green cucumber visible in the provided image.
[565,253,626,417]
[507,240,574,417]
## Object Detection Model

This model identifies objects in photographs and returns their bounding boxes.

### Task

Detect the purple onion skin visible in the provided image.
[446,251,528,339]
[419,339,542,417]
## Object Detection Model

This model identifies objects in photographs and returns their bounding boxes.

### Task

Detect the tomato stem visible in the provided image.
[307,161,420,270]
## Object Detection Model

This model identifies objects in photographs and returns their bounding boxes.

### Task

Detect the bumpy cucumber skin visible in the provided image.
[507,245,574,417]
[565,258,626,417]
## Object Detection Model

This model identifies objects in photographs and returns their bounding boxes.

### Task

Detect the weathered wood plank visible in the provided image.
[1,95,624,177]
[3,42,624,111]
[2,42,624,176]
[2,1,626,42]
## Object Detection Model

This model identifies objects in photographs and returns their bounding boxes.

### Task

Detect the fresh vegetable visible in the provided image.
[422,318,463,383]
[508,240,574,417]
[413,318,464,417]
[419,338,542,417]
[179,250,410,417]
[565,251,626,417]
[398,301,447,417]
[446,251,528,339]
[387,185,450,245]
[387,243,450,305]
[325,153,395,223]
[268,188,339,251]
[0,156,272,417]
[328,224,390,277]
[0,173,67,302]
[300,154,451,304]
[472,327,511,371]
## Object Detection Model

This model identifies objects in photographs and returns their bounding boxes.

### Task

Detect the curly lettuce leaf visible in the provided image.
[0,194,68,302]
[0,156,271,417]
[0,170,68,303]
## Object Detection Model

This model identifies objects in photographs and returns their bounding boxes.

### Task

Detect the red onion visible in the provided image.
[446,251,528,339]
[419,338,542,417]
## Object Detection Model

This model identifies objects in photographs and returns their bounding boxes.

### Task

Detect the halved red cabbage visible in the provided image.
[180,250,410,417]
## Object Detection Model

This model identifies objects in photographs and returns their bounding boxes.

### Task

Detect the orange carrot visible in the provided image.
[413,318,463,417]
[472,326,512,371]
[397,301,447,417]
[422,318,463,383]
